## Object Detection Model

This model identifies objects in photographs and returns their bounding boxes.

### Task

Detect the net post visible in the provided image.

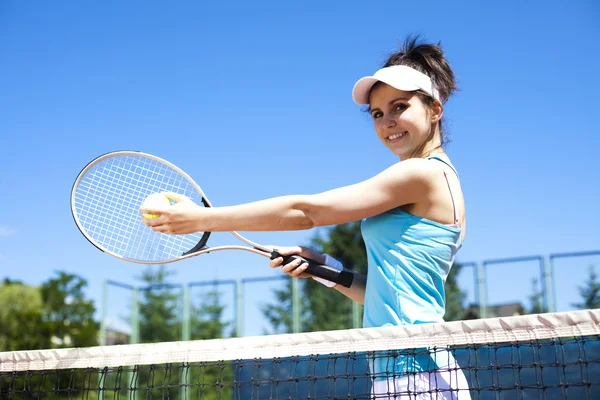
[542,255,556,312]
[236,279,243,337]
[292,278,301,333]
[182,284,191,341]
[475,261,488,318]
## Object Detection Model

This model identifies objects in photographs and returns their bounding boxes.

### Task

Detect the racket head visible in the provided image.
[70,151,210,263]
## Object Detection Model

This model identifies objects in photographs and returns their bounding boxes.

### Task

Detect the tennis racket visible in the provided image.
[70,150,354,288]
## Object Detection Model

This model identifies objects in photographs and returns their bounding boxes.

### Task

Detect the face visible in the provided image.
[368,83,440,160]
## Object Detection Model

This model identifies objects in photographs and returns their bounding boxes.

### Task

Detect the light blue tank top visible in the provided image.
[361,156,463,377]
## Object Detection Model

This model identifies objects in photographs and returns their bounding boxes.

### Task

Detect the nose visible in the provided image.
[382,113,396,129]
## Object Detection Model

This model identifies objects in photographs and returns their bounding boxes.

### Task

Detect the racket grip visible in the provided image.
[270,251,354,288]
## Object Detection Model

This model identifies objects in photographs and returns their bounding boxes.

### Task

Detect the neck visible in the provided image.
[399,125,444,161]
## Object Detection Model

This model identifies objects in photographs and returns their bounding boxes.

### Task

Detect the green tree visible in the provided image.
[126,266,188,400]
[262,222,367,333]
[137,265,181,343]
[188,285,233,400]
[572,265,600,310]
[261,275,314,334]
[444,262,467,321]
[304,222,368,331]
[0,280,48,351]
[1,274,98,399]
[191,284,231,340]
[527,278,545,314]
[40,271,98,348]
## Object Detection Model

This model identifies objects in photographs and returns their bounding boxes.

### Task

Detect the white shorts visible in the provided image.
[371,361,471,399]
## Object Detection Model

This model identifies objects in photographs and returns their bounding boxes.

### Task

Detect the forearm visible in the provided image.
[202,195,315,232]
[315,255,366,304]
[334,273,366,305]
[198,160,434,233]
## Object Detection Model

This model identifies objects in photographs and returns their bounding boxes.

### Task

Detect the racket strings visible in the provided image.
[73,154,206,262]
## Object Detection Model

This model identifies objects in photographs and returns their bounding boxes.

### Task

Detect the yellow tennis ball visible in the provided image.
[142,193,172,218]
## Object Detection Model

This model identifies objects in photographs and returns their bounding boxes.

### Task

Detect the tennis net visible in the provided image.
[1,309,599,399]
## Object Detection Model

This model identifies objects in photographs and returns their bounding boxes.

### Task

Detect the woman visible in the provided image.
[142,36,471,399]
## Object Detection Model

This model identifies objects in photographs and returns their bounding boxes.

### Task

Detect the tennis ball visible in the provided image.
[142,193,172,218]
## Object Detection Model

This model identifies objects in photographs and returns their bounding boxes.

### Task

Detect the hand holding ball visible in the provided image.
[141,193,172,218]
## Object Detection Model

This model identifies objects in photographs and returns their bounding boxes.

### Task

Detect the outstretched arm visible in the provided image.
[142,158,435,234]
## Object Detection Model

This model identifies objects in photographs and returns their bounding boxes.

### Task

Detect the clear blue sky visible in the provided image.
[1,1,599,337]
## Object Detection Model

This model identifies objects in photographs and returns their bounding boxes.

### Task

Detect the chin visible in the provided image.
[388,146,410,158]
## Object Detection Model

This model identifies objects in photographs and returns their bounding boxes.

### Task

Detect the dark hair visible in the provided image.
[371,35,458,148]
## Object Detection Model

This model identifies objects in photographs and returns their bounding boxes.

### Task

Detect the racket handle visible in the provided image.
[270,251,355,288]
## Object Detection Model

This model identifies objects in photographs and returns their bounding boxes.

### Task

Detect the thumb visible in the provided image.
[271,246,304,257]
[163,192,189,204]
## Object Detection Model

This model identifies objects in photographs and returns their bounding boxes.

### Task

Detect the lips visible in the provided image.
[387,131,407,143]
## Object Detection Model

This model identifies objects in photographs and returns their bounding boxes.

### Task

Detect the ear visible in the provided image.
[430,100,444,124]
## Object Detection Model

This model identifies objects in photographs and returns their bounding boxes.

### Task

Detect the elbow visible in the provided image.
[298,215,317,230]
[289,208,317,230]
[277,210,315,230]
[289,196,320,229]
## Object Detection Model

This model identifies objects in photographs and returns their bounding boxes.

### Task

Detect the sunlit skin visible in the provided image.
[367,83,444,161]
[366,83,466,241]
[140,83,465,302]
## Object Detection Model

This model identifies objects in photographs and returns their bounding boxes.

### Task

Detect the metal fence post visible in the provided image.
[236,279,243,337]
[292,278,301,333]
[130,287,139,344]
[352,301,361,329]
[100,279,107,346]
[541,255,556,312]
[182,284,190,341]
[475,261,487,318]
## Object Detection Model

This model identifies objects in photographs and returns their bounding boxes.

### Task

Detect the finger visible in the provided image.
[272,246,303,257]
[139,206,169,217]
[150,225,167,233]
[141,215,166,227]
[269,257,283,268]
[280,257,303,274]
[289,262,309,278]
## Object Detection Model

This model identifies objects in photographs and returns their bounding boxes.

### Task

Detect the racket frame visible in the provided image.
[70,150,355,287]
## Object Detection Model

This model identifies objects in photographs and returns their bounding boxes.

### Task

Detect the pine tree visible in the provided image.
[262,222,367,333]
[527,278,545,314]
[444,262,467,321]
[190,284,231,340]
[137,265,181,343]
[572,265,600,310]
[188,284,233,400]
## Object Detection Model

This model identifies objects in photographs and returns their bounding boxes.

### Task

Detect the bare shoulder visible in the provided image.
[383,158,448,188]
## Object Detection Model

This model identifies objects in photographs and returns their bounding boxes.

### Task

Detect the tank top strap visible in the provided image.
[427,155,460,227]
[426,155,459,178]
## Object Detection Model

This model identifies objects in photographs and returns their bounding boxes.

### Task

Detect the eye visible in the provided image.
[371,111,383,119]
[393,103,407,112]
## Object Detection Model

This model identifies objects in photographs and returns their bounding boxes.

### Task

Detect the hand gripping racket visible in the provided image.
[70,151,354,288]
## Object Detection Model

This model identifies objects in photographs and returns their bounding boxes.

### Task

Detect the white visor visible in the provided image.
[352,65,440,105]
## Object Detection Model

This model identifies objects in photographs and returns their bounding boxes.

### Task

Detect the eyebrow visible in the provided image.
[368,96,411,113]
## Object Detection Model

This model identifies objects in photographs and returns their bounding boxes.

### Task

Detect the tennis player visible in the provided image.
[142,36,471,399]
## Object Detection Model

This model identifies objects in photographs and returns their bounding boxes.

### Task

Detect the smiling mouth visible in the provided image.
[387,132,407,142]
